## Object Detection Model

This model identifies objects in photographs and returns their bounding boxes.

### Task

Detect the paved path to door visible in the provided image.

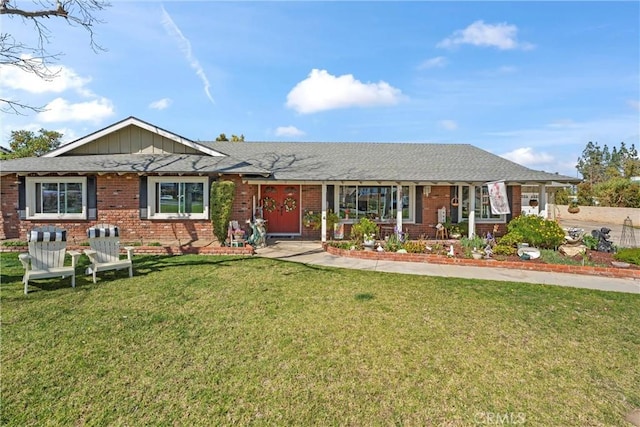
[255,239,639,294]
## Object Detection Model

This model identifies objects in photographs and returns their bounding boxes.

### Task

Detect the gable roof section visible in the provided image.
[44,116,226,158]
[209,141,581,184]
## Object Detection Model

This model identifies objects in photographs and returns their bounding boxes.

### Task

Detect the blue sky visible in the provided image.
[1,1,638,177]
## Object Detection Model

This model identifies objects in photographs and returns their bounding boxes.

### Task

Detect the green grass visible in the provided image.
[1,252,639,426]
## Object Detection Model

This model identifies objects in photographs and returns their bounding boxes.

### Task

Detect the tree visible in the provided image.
[5,129,62,158]
[1,0,110,114]
[576,141,607,185]
[594,177,640,208]
[215,133,245,142]
[575,141,639,206]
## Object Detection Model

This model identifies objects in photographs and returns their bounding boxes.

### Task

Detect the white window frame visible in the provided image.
[25,177,87,220]
[334,184,415,223]
[458,184,506,223]
[148,176,209,220]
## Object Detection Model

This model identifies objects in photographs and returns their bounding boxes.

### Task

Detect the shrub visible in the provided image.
[460,236,486,257]
[210,180,236,245]
[403,240,426,254]
[506,215,565,249]
[614,248,640,265]
[384,232,403,252]
[582,234,598,250]
[493,244,517,256]
[1,240,27,247]
[350,217,378,243]
[460,236,485,251]
[326,241,353,250]
[497,232,524,248]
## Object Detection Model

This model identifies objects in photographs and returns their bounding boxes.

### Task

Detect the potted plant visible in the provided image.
[309,210,341,239]
[351,217,378,248]
[303,210,317,228]
[471,248,484,260]
[568,201,580,214]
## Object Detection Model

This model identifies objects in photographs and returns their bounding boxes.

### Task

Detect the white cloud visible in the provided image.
[437,20,534,50]
[37,97,115,124]
[275,126,305,138]
[547,119,579,129]
[439,119,458,131]
[418,56,448,70]
[149,98,173,110]
[0,57,93,96]
[628,100,640,111]
[501,147,554,166]
[286,69,403,114]
[161,6,214,105]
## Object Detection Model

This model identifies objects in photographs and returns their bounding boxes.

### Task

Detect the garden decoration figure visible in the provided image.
[565,228,584,245]
[591,227,614,253]
[246,218,267,248]
[483,232,496,258]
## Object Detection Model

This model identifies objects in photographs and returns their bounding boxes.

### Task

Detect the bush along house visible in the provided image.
[0,116,581,245]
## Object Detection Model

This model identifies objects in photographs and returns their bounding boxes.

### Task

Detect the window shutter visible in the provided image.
[87,176,97,220]
[507,186,513,222]
[139,176,148,219]
[326,185,335,211]
[415,186,423,223]
[450,186,458,223]
[18,176,26,219]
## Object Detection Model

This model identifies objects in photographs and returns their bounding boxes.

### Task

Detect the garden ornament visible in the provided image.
[246,218,267,248]
[590,227,614,253]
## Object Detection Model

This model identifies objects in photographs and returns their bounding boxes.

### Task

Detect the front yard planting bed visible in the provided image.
[325,241,640,280]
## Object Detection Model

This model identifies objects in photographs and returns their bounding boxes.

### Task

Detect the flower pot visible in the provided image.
[471,252,483,260]
[568,206,580,214]
[529,199,539,207]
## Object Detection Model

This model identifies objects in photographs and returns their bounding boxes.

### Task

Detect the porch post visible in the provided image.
[468,185,476,238]
[321,183,327,243]
[396,184,403,235]
[539,184,547,219]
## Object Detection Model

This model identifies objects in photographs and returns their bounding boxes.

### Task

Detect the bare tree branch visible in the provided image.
[1,0,110,114]
[0,97,46,115]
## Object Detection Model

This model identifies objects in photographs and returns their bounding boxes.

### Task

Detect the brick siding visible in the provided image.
[1,174,522,243]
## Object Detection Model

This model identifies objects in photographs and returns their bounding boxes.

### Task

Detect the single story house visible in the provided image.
[0,116,581,245]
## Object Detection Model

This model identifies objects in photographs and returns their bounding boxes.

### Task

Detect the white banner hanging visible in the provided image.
[486,180,511,215]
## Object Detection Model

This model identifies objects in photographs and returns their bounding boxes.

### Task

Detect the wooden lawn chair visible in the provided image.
[84,224,134,283]
[19,226,80,294]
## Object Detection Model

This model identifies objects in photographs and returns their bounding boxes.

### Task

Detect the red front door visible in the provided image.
[261,185,300,234]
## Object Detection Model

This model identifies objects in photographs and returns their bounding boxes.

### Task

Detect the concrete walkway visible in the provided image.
[255,240,640,295]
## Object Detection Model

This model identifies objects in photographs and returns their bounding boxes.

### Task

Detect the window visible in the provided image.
[337,185,412,221]
[459,185,505,222]
[148,177,208,219]
[474,186,503,220]
[26,177,87,219]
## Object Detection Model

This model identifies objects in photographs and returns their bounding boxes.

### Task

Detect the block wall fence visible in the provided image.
[1,174,521,242]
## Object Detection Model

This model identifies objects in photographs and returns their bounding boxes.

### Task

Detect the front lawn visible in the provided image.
[1,253,639,425]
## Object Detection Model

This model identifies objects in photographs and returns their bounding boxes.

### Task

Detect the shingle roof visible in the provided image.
[0,153,270,175]
[205,141,580,183]
[0,138,580,184]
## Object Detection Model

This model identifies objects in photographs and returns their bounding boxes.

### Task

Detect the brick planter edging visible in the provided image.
[1,245,255,256]
[324,245,640,280]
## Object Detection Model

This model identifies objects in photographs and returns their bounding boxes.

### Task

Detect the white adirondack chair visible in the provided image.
[84,224,134,283]
[19,226,81,294]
